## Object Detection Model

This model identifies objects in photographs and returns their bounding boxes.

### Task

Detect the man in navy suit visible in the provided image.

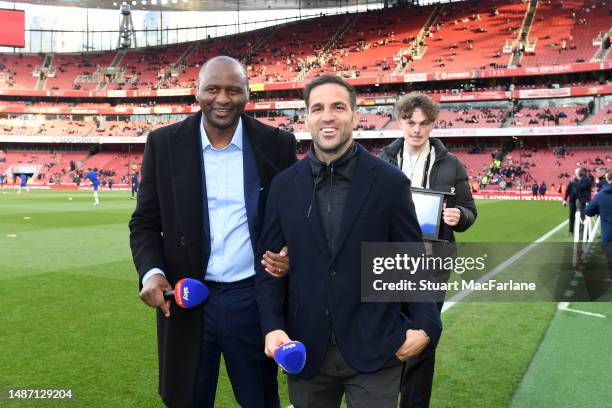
[255,75,441,407]
[585,171,612,282]
[129,56,297,408]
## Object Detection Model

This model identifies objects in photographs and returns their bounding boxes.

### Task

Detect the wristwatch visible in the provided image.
[415,329,429,340]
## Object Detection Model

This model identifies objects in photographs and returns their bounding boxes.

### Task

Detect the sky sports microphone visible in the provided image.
[273,341,306,374]
[163,278,209,309]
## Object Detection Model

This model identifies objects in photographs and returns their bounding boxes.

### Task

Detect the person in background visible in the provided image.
[17,173,29,194]
[129,56,297,408]
[130,171,139,199]
[563,174,579,236]
[85,168,100,205]
[539,181,547,199]
[574,167,593,236]
[257,75,441,408]
[585,171,612,282]
[378,92,477,408]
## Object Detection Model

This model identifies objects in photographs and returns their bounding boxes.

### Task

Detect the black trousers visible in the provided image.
[568,200,577,233]
[604,242,612,279]
[399,301,444,408]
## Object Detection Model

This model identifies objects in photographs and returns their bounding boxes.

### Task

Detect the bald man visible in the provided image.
[130,56,297,408]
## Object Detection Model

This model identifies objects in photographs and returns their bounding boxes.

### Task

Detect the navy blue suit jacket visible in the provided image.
[586,184,612,242]
[255,144,442,379]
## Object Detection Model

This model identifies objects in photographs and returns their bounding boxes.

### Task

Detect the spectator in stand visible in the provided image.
[585,171,612,282]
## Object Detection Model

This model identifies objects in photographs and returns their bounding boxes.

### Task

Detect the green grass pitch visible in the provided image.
[0,190,608,407]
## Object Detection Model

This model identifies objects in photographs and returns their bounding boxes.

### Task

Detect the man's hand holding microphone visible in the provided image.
[140,276,209,317]
[265,330,306,374]
[140,274,172,317]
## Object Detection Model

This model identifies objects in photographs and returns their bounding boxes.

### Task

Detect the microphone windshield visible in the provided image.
[174,278,209,308]
[273,341,306,374]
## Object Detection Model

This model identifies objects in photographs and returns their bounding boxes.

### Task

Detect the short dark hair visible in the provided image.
[303,75,357,111]
[395,93,440,122]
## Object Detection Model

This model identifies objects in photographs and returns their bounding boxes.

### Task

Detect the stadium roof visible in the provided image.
[12,0,368,12]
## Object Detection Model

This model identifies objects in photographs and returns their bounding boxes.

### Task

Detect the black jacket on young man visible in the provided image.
[379,136,477,408]
[378,137,477,243]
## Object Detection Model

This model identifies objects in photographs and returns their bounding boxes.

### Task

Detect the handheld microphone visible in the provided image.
[163,278,209,309]
[273,341,306,374]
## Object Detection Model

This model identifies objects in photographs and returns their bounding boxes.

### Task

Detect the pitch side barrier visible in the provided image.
[573,212,602,268]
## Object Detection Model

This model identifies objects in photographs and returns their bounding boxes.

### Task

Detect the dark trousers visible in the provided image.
[399,301,444,408]
[288,343,402,408]
[568,201,577,233]
[604,242,612,279]
[194,277,279,408]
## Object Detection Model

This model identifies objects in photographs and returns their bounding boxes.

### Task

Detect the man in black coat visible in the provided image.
[256,76,441,407]
[575,167,593,208]
[573,167,594,237]
[378,93,477,408]
[564,175,579,235]
[129,56,296,408]
[539,182,547,198]
[532,182,539,199]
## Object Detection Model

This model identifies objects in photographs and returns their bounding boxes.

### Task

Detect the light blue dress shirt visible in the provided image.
[141,117,255,285]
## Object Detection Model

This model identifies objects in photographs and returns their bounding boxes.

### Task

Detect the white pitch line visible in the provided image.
[442,220,569,314]
[557,302,606,318]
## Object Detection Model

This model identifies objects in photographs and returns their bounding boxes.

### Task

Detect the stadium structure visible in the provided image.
[0,0,610,198]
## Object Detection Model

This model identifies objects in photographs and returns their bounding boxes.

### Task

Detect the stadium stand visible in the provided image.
[510,106,588,127]
[105,49,164,91]
[520,0,612,67]
[589,103,612,124]
[308,5,434,79]
[0,54,45,89]
[46,52,116,91]
[6,138,611,190]
[0,1,610,92]
[409,0,528,72]
[0,1,610,192]
[386,108,508,129]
